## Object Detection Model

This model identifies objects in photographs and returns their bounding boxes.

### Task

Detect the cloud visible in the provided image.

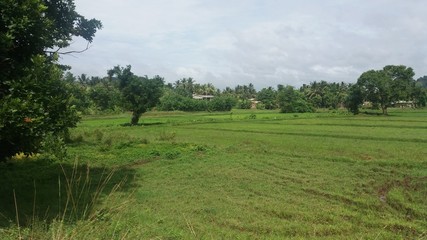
[61,0,427,89]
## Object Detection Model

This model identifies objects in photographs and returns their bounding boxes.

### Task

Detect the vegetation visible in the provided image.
[0,0,102,161]
[2,0,427,239]
[107,65,164,125]
[1,109,426,239]
[417,75,427,88]
[277,85,314,113]
[347,65,426,115]
[56,68,426,120]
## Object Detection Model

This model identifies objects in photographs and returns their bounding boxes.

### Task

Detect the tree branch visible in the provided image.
[45,41,91,55]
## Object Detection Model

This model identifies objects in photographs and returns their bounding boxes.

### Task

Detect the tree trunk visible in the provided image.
[381,105,388,115]
[131,112,140,125]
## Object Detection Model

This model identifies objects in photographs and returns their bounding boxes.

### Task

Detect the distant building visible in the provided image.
[192,94,215,100]
[249,98,260,109]
[392,101,414,108]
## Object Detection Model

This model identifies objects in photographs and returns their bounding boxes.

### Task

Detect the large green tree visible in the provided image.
[0,0,102,160]
[347,65,417,115]
[108,66,164,125]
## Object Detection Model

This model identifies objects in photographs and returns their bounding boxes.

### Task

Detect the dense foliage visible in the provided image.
[347,65,426,114]
[0,0,102,161]
[277,85,314,113]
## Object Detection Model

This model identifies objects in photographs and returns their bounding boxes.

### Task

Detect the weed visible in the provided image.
[157,130,176,141]
[248,114,257,119]
[164,150,180,159]
[66,134,84,144]
[93,129,104,142]
[190,144,209,152]
[149,150,161,157]
[140,138,149,145]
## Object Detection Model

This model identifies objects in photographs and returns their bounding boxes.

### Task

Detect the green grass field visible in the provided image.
[1,109,427,239]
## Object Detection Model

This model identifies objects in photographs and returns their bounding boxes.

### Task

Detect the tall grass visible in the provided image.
[1,160,131,240]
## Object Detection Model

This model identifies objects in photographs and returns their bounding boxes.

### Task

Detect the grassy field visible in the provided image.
[1,109,427,239]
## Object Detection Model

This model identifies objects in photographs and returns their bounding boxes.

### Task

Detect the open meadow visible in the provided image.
[1,109,427,239]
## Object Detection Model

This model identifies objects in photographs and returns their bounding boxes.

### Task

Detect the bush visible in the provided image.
[237,99,252,109]
[158,91,236,112]
[208,96,236,111]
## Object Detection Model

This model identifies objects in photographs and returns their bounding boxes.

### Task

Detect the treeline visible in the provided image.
[64,65,427,116]
[65,71,340,114]
[63,69,333,113]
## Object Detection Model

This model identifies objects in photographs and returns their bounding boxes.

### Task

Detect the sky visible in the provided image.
[61,0,427,89]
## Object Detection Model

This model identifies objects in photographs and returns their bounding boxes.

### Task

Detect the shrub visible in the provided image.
[237,99,252,109]
[208,96,236,111]
[157,131,176,142]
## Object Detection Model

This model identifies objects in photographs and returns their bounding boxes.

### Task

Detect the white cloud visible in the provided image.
[61,0,427,89]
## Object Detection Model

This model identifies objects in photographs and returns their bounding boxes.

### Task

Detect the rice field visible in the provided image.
[1,109,426,239]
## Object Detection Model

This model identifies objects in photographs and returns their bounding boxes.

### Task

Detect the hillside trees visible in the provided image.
[0,0,102,161]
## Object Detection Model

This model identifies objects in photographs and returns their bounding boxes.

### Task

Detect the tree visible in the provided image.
[63,72,92,113]
[174,78,195,97]
[0,0,102,161]
[235,84,257,100]
[194,83,217,95]
[301,81,349,109]
[277,86,313,113]
[345,84,363,114]
[384,65,414,102]
[257,87,277,109]
[88,81,122,112]
[108,66,164,125]
[350,65,416,115]
[417,76,427,88]
[411,84,427,108]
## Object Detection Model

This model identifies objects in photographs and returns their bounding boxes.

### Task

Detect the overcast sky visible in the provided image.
[61,0,427,89]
